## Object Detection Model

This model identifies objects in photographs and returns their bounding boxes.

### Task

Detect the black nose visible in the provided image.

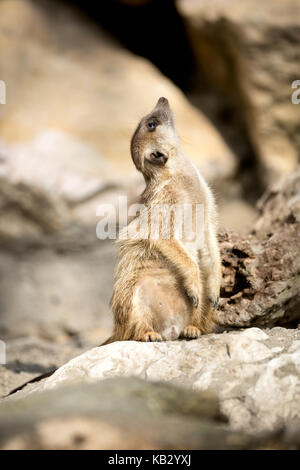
[157,97,169,106]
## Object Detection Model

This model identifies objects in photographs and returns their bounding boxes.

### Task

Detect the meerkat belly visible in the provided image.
[133,266,190,340]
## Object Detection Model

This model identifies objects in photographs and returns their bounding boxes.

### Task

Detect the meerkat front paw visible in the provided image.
[208,296,219,310]
[142,331,163,342]
[190,295,199,309]
[207,275,220,310]
[185,284,201,309]
[183,325,201,339]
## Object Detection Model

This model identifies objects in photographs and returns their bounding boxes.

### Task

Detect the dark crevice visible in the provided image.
[60,0,195,91]
[221,271,252,299]
[232,248,249,259]
[6,369,57,397]
[222,260,231,268]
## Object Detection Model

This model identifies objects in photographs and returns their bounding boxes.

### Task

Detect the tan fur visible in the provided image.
[104,97,222,344]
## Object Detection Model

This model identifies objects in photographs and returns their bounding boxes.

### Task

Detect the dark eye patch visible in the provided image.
[146,117,159,132]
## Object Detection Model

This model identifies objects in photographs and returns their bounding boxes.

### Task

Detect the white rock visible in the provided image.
[30,327,300,433]
[226,335,273,363]
[0,131,114,204]
[238,328,269,341]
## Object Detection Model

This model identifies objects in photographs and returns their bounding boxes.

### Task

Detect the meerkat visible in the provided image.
[103,97,222,344]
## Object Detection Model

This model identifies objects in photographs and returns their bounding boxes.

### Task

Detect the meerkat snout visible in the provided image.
[157,96,168,105]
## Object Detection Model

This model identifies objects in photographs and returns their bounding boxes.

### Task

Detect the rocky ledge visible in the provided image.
[1,327,299,449]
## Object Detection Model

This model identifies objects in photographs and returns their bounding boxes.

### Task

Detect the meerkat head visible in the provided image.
[130,97,179,178]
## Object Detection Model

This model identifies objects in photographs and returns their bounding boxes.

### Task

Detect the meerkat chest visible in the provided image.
[176,173,207,255]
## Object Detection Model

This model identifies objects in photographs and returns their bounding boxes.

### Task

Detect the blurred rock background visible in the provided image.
[0,0,299,448]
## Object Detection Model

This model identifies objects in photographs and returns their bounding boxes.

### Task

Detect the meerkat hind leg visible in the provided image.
[182,325,201,339]
[132,269,190,342]
[142,331,163,342]
[130,279,163,342]
[182,289,215,338]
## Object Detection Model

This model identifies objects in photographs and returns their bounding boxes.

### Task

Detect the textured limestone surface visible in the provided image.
[18,327,300,434]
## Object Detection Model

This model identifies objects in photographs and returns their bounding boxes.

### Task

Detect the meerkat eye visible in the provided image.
[147,119,157,132]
